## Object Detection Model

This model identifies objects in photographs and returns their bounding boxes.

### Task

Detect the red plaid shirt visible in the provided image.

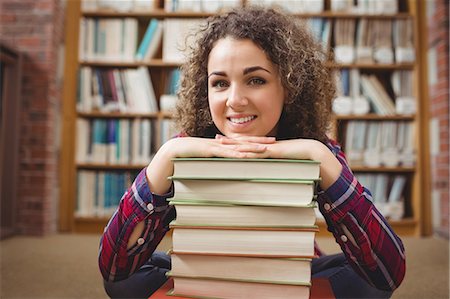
[98,139,405,291]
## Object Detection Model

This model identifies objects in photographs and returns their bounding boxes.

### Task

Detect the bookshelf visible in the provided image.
[60,0,430,236]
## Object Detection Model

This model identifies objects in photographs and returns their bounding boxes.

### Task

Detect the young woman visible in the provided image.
[99,7,405,298]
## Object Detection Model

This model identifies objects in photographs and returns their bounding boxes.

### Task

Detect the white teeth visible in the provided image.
[229,116,255,124]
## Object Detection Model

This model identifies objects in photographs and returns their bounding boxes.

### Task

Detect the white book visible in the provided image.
[171,202,317,227]
[137,67,159,112]
[363,122,381,167]
[171,179,316,207]
[134,0,156,11]
[140,119,152,164]
[170,254,312,286]
[160,94,178,113]
[131,118,141,164]
[171,225,318,257]
[123,18,138,62]
[169,276,310,299]
[119,119,130,164]
[76,118,89,163]
[142,20,164,61]
[97,0,133,12]
[163,18,204,63]
[81,0,98,11]
[387,175,406,220]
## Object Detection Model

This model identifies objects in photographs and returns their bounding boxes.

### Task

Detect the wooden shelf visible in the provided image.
[349,166,415,173]
[81,10,412,20]
[78,111,160,118]
[334,114,415,121]
[77,163,148,170]
[82,60,414,70]
[325,62,414,69]
[79,59,181,68]
[316,217,419,237]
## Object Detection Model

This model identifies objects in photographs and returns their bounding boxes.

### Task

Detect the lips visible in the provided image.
[228,115,256,124]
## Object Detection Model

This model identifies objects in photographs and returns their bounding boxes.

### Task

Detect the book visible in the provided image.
[149,277,335,299]
[169,254,312,285]
[167,276,310,299]
[170,224,318,258]
[135,19,159,61]
[170,178,316,206]
[172,157,320,180]
[170,201,317,227]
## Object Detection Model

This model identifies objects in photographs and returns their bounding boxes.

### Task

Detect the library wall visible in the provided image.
[0,0,65,235]
[426,1,449,239]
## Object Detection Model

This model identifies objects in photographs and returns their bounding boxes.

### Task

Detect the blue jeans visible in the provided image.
[104,252,392,299]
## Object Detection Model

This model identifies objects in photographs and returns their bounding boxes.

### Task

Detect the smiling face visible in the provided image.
[207,37,285,138]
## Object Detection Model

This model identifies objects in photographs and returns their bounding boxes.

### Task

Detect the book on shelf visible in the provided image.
[78,18,138,62]
[77,67,158,113]
[393,18,415,63]
[149,277,335,299]
[172,157,320,180]
[162,18,205,63]
[81,0,157,12]
[356,173,407,220]
[76,170,136,217]
[360,74,396,115]
[247,0,323,13]
[170,178,316,206]
[164,0,241,13]
[372,20,394,64]
[330,0,397,14]
[76,118,155,165]
[170,201,317,227]
[170,223,318,257]
[333,18,356,64]
[355,19,373,63]
[392,70,416,114]
[169,253,312,285]
[167,275,311,299]
[135,19,163,62]
[344,120,415,167]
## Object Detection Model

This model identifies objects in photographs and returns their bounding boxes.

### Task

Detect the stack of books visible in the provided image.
[167,157,320,299]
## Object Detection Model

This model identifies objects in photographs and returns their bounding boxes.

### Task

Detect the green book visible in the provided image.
[171,157,320,181]
[169,178,318,207]
[169,200,317,228]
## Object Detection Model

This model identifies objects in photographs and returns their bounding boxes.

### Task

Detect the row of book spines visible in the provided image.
[77,67,179,113]
[334,69,415,116]
[170,222,319,231]
[83,0,406,15]
[166,273,312,287]
[343,120,415,168]
[76,118,155,165]
[75,170,137,217]
[77,67,159,113]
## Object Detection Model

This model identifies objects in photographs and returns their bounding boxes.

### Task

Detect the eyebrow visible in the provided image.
[208,66,271,78]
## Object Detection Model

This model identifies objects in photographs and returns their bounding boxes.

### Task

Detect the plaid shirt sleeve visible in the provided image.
[316,139,406,291]
[98,167,176,282]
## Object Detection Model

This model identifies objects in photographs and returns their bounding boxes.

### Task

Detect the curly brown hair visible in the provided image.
[174,6,335,142]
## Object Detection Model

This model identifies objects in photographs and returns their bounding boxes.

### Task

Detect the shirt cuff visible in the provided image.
[133,168,174,215]
[316,165,362,222]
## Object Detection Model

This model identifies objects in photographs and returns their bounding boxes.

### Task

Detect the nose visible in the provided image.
[226,84,248,110]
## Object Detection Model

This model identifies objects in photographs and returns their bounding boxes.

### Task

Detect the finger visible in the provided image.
[232,144,268,153]
[230,136,277,144]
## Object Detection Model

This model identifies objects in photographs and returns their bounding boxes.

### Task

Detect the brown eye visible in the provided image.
[248,78,266,85]
[212,80,229,88]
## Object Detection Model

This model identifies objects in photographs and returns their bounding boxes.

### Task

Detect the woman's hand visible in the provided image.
[146,136,271,195]
[215,135,342,189]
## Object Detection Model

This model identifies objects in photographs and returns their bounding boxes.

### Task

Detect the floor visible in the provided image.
[0,234,448,298]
